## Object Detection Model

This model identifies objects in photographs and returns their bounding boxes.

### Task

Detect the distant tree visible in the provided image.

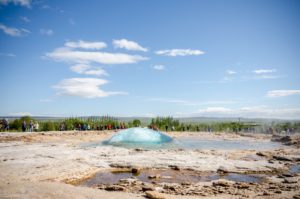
[132,119,141,127]
[41,121,56,131]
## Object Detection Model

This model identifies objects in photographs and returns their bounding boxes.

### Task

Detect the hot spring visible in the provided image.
[90,127,285,150]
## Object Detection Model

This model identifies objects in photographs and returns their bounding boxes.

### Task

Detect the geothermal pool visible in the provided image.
[83,127,284,150]
[82,169,265,187]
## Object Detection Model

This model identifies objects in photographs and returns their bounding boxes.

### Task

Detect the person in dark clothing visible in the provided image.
[22,121,27,132]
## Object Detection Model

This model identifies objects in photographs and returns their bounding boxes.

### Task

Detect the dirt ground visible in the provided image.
[0,130,299,199]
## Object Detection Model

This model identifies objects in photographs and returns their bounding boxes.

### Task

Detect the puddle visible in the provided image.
[289,165,300,174]
[81,169,264,187]
[175,138,284,150]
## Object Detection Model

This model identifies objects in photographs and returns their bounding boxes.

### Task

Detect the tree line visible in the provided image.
[1,116,300,134]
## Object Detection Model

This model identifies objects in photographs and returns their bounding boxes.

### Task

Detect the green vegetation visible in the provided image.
[1,115,299,134]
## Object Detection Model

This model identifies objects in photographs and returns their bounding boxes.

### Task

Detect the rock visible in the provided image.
[217,166,229,174]
[161,176,172,179]
[145,191,166,199]
[283,178,297,184]
[148,174,160,179]
[163,183,179,191]
[293,194,300,199]
[235,182,250,189]
[274,190,282,194]
[168,165,180,170]
[134,148,144,152]
[105,185,125,191]
[271,135,292,143]
[268,185,278,190]
[119,178,137,184]
[281,173,295,177]
[131,167,141,174]
[263,191,271,196]
[273,155,292,161]
[293,157,300,162]
[213,180,231,187]
[181,182,191,186]
[256,151,268,157]
[142,184,155,192]
[109,163,131,168]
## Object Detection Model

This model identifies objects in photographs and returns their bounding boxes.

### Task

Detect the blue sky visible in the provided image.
[1,0,300,119]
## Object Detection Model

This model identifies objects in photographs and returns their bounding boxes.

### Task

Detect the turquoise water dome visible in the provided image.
[104,127,173,147]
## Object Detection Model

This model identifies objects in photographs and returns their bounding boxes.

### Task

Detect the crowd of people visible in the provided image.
[21,120,39,132]
[0,119,9,131]
[58,122,127,131]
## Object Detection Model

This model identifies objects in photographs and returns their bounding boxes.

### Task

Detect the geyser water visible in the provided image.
[103,127,173,148]
[106,127,173,143]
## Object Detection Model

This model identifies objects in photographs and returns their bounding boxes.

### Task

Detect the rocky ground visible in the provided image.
[0,130,299,199]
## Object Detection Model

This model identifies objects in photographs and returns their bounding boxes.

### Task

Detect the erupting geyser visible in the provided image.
[105,127,173,144]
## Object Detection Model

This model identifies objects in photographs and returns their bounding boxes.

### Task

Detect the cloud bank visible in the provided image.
[267,90,300,97]
[46,40,148,65]
[53,78,127,98]
[177,106,300,119]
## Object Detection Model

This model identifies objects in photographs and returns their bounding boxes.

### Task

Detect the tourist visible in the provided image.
[22,121,26,132]
[29,120,34,132]
[3,119,9,131]
[60,123,65,131]
[34,122,39,132]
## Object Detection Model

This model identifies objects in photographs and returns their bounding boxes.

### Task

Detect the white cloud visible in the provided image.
[70,64,108,76]
[0,52,16,57]
[253,69,276,74]
[9,112,32,116]
[70,64,90,73]
[267,90,300,97]
[256,75,280,79]
[113,39,147,52]
[20,16,30,23]
[0,0,31,7]
[250,68,283,80]
[46,46,148,65]
[65,40,107,50]
[153,64,165,70]
[40,28,54,36]
[148,98,236,106]
[53,78,128,98]
[227,70,237,75]
[0,23,30,37]
[177,106,300,119]
[198,107,232,113]
[155,49,204,56]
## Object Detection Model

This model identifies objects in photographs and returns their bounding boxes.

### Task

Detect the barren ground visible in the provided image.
[0,130,299,199]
